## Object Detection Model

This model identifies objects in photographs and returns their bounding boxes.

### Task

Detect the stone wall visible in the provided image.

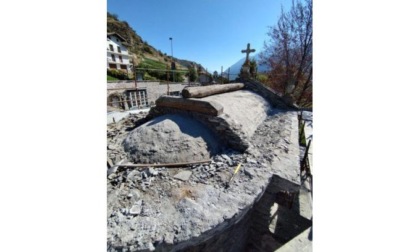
[107,81,188,108]
[241,79,299,110]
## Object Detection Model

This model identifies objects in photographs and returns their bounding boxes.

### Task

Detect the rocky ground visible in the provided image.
[107,108,301,251]
[107,112,149,167]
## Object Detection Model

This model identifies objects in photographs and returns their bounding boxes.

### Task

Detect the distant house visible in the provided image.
[107,33,132,73]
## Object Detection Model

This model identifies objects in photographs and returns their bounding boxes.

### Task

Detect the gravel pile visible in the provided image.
[123,114,222,164]
[107,112,148,166]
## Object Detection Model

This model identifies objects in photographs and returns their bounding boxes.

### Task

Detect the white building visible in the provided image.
[107,33,132,73]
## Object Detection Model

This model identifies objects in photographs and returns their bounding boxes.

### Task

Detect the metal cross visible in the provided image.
[241,43,256,63]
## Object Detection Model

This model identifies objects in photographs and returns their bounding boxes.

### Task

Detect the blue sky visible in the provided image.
[107,0,292,73]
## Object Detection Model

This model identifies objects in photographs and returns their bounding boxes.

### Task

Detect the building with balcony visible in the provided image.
[107,32,132,73]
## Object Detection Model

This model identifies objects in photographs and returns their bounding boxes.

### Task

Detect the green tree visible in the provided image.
[249,59,258,79]
[188,66,198,82]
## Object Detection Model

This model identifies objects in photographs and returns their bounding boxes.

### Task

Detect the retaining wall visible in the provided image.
[107,81,188,107]
[241,79,299,110]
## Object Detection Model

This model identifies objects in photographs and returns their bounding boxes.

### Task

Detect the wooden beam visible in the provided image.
[182,83,244,98]
[156,96,223,116]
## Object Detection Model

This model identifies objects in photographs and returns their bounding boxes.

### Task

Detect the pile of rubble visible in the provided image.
[107,112,148,167]
[122,114,221,164]
[107,108,301,251]
[106,84,307,251]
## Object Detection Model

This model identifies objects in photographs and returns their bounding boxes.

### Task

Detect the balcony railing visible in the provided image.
[107,49,132,57]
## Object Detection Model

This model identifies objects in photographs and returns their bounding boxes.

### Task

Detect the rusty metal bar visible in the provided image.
[116,159,212,168]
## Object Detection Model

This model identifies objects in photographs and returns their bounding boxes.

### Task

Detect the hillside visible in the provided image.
[107,12,207,80]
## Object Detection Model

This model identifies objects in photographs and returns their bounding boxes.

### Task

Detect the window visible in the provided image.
[109,44,114,51]
[119,55,123,63]
[117,46,121,53]
[111,54,115,62]
[127,90,148,109]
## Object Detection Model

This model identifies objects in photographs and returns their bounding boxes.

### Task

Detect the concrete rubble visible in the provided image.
[107,83,312,252]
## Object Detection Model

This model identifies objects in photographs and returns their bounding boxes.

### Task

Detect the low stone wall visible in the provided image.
[241,79,299,110]
[107,81,188,108]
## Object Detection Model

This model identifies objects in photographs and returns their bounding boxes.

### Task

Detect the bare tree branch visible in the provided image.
[259,0,312,107]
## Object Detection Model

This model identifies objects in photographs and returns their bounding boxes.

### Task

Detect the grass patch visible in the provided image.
[107,75,119,81]
[140,58,168,69]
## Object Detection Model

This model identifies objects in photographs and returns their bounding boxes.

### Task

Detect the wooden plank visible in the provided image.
[182,83,244,98]
[156,96,223,116]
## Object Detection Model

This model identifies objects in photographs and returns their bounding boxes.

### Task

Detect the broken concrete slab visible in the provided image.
[173,170,192,181]
[129,204,142,215]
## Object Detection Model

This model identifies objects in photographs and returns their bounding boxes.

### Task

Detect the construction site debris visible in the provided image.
[173,170,192,181]
[107,108,302,252]
[123,114,221,164]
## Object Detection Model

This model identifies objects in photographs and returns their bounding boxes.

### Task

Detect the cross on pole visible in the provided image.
[241,43,256,63]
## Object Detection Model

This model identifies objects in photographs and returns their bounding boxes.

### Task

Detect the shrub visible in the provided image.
[144,45,153,54]
[143,72,158,81]
[107,69,129,80]
[257,73,268,83]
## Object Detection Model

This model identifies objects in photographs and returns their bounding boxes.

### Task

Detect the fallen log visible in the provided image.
[182,83,244,98]
[156,96,223,116]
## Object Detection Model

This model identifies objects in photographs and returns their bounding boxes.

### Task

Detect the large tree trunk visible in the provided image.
[182,83,244,98]
[156,96,224,116]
